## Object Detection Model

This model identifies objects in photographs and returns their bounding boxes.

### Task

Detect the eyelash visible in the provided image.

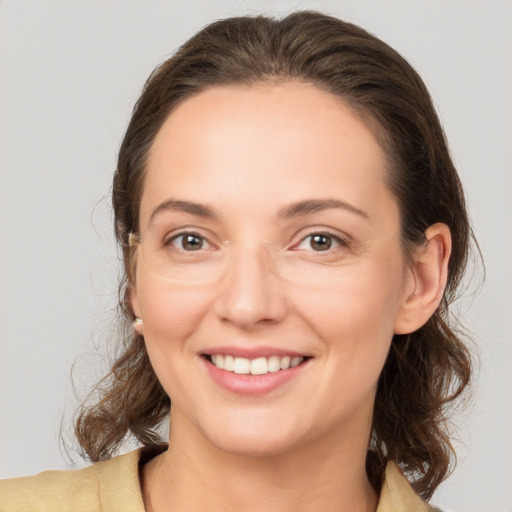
[164,231,215,251]
[163,230,350,253]
[291,232,350,252]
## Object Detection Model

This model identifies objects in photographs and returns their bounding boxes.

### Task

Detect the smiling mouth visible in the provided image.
[204,354,309,375]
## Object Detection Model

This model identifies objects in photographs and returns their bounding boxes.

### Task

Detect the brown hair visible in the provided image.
[74,11,474,500]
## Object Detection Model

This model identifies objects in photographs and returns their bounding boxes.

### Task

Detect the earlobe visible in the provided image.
[394,223,452,335]
[130,287,144,335]
[133,317,144,335]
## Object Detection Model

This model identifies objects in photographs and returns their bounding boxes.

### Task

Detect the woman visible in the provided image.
[0,11,473,511]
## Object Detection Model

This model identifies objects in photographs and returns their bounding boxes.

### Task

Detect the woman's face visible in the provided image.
[132,82,414,456]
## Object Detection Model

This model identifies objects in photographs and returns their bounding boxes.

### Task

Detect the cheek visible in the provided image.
[134,273,216,402]
[135,272,213,346]
[290,256,406,352]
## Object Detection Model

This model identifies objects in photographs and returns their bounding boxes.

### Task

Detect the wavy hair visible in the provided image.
[74,11,475,500]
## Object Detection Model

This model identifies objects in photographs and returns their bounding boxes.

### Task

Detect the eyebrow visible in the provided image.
[277,199,370,220]
[149,197,369,224]
[149,199,218,223]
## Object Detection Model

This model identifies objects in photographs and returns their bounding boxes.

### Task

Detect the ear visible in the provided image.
[394,223,452,334]
[130,286,144,335]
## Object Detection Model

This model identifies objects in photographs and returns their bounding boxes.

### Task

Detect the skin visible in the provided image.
[131,82,451,512]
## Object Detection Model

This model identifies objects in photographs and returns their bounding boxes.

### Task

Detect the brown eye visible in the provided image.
[310,234,332,251]
[169,233,207,251]
[182,234,204,250]
[292,232,349,253]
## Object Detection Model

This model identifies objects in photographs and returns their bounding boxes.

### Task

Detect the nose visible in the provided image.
[213,244,288,329]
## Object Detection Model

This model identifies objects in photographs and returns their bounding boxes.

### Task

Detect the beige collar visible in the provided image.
[377,460,431,512]
[93,447,430,511]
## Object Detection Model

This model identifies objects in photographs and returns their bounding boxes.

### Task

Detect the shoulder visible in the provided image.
[0,449,146,512]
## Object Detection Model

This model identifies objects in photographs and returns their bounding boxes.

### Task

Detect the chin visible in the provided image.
[209,429,301,458]
[197,410,307,458]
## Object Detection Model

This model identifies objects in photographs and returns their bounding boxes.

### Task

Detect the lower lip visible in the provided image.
[201,357,310,396]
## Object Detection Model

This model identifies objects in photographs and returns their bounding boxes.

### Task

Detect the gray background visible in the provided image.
[1,1,511,511]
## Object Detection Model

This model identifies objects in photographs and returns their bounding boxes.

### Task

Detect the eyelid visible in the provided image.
[159,226,352,252]
[164,229,218,250]
[289,229,352,252]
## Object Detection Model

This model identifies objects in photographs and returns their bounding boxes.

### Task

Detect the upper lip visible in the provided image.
[201,345,310,359]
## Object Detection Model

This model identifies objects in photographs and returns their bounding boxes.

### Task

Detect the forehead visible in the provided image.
[141,82,397,230]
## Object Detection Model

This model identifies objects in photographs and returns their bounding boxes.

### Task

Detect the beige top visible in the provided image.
[0,447,432,512]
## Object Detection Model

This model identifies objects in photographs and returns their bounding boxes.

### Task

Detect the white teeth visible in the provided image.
[290,357,302,368]
[280,356,291,370]
[267,356,281,373]
[210,354,304,374]
[224,355,234,371]
[233,357,251,374]
[250,357,268,375]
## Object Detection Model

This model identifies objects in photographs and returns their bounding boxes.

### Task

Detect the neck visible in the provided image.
[144,409,378,512]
